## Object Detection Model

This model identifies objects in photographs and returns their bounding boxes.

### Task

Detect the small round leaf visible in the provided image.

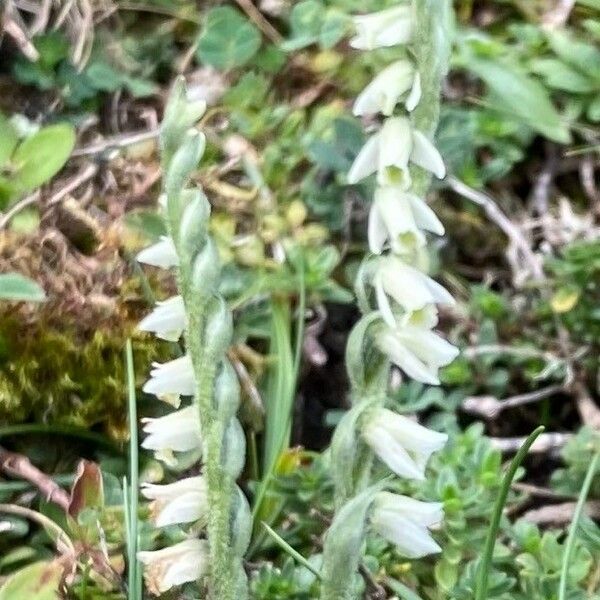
[197,7,262,70]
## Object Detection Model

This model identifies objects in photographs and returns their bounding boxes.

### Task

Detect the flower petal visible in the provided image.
[406,193,445,235]
[348,133,380,184]
[137,236,179,268]
[405,71,422,112]
[363,423,424,480]
[410,130,446,179]
[138,296,186,341]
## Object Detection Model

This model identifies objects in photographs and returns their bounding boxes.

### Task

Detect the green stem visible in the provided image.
[186,308,238,599]
[475,426,545,600]
[152,79,249,600]
[558,451,600,600]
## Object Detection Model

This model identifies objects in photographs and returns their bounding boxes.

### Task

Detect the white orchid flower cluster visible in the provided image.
[135,79,250,599]
[321,3,454,598]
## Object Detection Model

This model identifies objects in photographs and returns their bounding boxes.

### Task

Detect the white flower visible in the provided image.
[143,355,195,399]
[368,186,444,255]
[348,117,446,188]
[376,320,458,385]
[137,236,179,268]
[372,256,454,327]
[353,61,421,117]
[139,296,186,342]
[138,539,208,595]
[363,408,448,480]
[141,476,208,527]
[141,405,202,465]
[370,492,443,558]
[350,5,414,50]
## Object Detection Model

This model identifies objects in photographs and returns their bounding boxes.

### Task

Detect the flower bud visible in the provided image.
[189,238,220,297]
[204,296,233,358]
[164,130,205,200]
[221,418,246,478]
[230,486,252,557]
[214,359,241,421]
[178,189,211,259]
[161,77,207,166]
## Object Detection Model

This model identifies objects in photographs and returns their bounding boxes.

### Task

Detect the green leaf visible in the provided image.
[68,460,104,519]
[319,9,350,48]
[290,0,323,36]
[197,7,262,70]
[0,561,62,600]
[34,32,70,70]
[84,61,123,92]
[281,0,324,50]
[0,113,19,167]
[125,209,167,240]
[467,58,571,143]
[531,59,595,93]
[11,124,75,194]
[435,558,458,592]
[547,31,600,81]
[385,578,425,600]
[588,95,600,122]
[0,273,45,302]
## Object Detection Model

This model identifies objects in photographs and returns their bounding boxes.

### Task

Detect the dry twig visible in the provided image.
[521,500,600,525]
[462,384,564,419]
[490,432,572,454]
[447,176,544,285]
[0,447,70,511]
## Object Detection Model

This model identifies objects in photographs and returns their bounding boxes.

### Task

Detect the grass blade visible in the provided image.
[124,339,140,600]
[262,297,294,473]
[475,425,545,600]
[261,521,322,580]
[558,450,600,600]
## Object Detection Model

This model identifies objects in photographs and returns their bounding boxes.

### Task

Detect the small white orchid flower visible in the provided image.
[143,355,195,398]
[375,321,458,386]
[372,256,454,327]
[363,408,448,480]
[353,61,421,117]
[137,236,179,268]
[139,296,186,341]
[370,492,443,558]
[138,539,208,595]
[368,186,444,255]
[350,5,414,50]
[141,476,208,527]
[348,117,446,188]
[141,405,202,465]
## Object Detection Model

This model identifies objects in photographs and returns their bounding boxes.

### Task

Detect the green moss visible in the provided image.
[0,317,170,440]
